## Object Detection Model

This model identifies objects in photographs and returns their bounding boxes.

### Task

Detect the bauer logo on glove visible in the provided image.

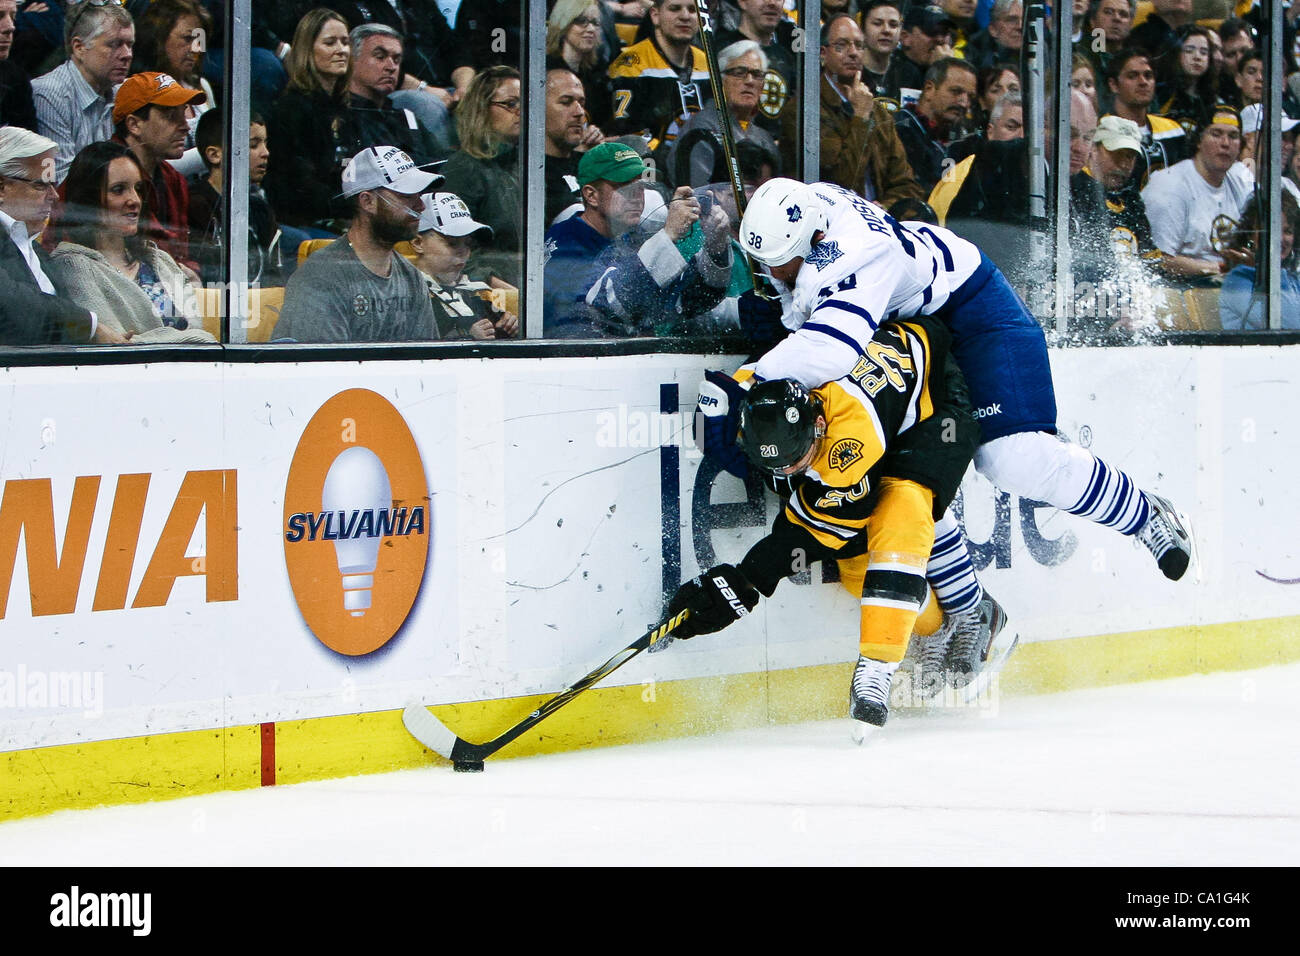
[666,563,760,639]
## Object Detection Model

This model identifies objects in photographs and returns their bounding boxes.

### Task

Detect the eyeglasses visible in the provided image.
[572,15,601,27]
[67,0,123,42]
[2,175,58,193]
[490,98,522,113]
[723,67,766,81]
[827,40,867,53]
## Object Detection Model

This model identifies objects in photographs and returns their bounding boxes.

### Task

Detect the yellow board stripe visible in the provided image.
[4,615,1299,821]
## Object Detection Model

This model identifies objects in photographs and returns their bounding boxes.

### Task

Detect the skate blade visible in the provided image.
[1180,508,1203,585]
[951,632,1020,705]
[850,720,883,745]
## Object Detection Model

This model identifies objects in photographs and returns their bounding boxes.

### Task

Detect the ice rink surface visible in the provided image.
[3,662,1297,866]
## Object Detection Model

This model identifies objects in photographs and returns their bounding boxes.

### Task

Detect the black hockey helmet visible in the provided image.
[737,379,825,474]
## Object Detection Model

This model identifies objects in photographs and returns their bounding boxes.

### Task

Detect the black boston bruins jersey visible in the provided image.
[607,37,713,151]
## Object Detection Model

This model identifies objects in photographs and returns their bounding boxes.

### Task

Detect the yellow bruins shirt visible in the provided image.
[779,320,937,550]
[734,314,977,663]
[607,38,713,150]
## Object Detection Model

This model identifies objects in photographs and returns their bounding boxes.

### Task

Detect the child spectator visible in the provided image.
[45,140,214,343]
[32,0,135,183]
[187,108,283,286]
[411,191,519,340]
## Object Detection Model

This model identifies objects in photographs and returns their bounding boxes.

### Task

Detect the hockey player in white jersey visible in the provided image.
[700,178,1195,685]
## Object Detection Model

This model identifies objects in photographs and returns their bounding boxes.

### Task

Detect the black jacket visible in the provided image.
[0,233,94,345]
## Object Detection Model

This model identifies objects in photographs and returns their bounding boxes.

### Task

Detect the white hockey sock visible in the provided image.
[926,509,983,615]
[974,432,1151,536]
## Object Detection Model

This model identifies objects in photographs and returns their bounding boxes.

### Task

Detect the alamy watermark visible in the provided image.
[0,665,103,718]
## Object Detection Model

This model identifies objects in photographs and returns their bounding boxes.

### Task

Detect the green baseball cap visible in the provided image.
[577,143,646,186]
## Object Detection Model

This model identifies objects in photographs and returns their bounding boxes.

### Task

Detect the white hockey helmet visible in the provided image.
[738,178,828,267]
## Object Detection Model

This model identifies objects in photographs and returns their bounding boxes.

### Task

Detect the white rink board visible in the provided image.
[0,346,1296,751]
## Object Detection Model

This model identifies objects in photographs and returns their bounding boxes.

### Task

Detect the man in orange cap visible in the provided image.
[112,71,205,269]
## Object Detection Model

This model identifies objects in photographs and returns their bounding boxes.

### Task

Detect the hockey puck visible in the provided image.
[453,760,485,773]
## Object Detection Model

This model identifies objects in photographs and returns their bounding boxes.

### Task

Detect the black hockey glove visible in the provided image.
[666,564,760,639]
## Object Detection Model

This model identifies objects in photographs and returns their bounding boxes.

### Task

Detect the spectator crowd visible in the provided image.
[0,0,1294,346]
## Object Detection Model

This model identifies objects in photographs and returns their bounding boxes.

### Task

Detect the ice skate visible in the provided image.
[1135,494,1196,581]
[944,593,1010,688]
[849,656,899,744]
[909,615,955,702]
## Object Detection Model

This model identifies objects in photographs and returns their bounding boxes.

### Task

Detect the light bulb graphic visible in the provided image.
[321,445,391,617]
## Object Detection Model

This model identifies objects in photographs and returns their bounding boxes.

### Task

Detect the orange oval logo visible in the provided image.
[283,389,430,656]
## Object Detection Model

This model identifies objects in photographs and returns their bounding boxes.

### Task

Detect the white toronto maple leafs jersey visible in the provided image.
[755,183,982,390]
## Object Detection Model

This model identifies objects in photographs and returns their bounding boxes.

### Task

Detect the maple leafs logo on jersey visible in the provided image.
[805,240,843,271]
[828,438,864,472]
[786,204,801,222]
[543,236,557,267]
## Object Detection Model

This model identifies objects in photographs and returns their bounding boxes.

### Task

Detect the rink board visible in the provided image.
[1,347,1297,819]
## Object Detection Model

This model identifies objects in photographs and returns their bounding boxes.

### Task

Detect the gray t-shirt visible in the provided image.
[272,237,439,343]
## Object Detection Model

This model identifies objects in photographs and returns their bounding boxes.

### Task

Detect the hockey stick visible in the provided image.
[693,0,776,299]
[403,609,690,771]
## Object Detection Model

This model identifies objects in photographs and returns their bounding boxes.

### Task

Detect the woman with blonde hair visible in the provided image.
[546,0,614,127]
[46,142,214,344]
[440,65,523,286]
[263,8,354,231]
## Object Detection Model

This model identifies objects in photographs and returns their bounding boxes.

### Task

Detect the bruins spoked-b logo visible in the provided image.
[284,389,430,656]
[829,438,865,472]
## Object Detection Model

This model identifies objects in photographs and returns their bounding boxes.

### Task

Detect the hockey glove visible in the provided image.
[667,564,760,639]
[737,289,788,360]
[697,370,750,479]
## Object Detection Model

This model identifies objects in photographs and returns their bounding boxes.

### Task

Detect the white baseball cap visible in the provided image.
[1093,115,1144,154]
[417,192,493,239]
[1240,104,1300,136]
[341,145,443,198]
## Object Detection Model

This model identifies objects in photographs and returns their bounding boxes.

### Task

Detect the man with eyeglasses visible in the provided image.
[273,146,440,343]
[715,0,799,131]
[0,126,124,345]
[32,0,135,184]
[805,13,922,208]
[607,0,711,153]
[665,39,779,188]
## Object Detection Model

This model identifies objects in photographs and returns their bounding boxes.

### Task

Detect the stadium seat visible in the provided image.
[1183,287,1222,331]
[296,238,335,265]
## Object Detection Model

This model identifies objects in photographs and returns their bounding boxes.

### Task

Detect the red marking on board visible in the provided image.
[260,722,276,786]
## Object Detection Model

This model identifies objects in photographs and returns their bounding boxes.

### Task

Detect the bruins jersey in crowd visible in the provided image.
[736,314,978,662]
[1130,113,1189,188]
[607,38,713,152]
